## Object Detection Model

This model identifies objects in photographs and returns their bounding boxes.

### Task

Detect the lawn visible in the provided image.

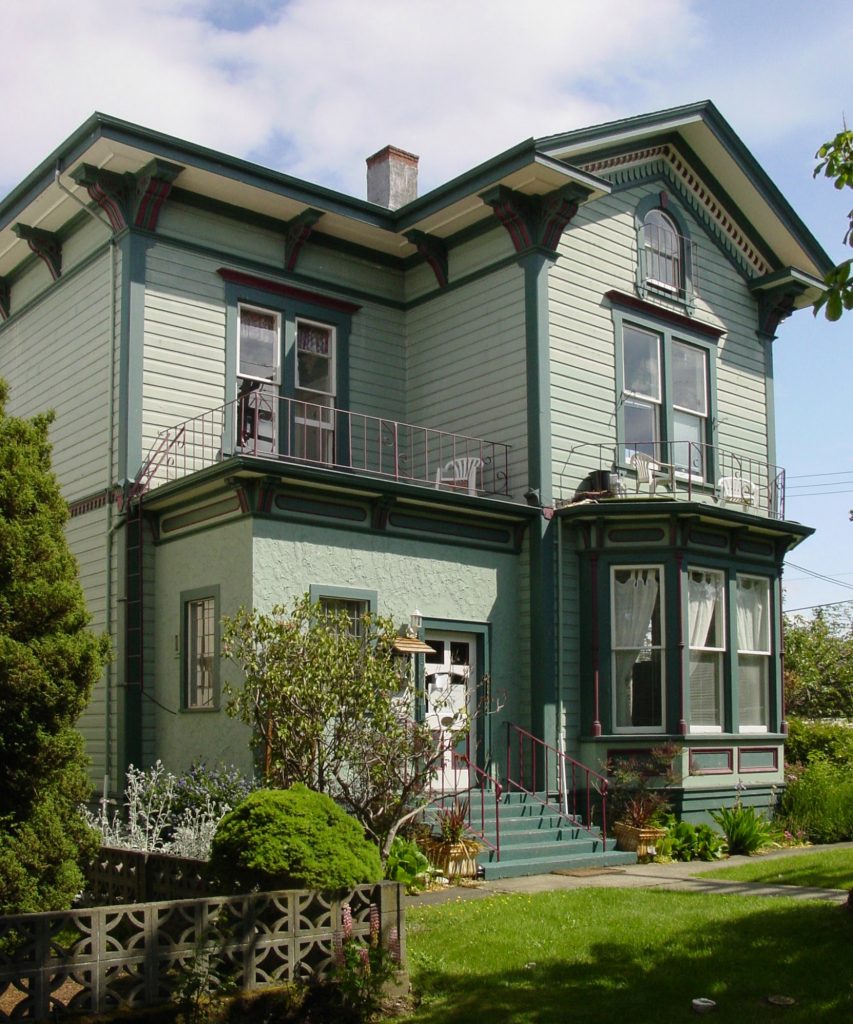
[696,847,853,890]
[396,889,852,1023]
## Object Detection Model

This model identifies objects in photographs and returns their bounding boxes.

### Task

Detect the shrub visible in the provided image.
[384,836,434,892]
[785,717,853,768]
[778,754,853,843]
[711,801,776,855]
[656,815,725,862]
[210,785,382,893]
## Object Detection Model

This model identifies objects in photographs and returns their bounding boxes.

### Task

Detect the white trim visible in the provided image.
[610,563,666,734]
[237,303,281,384]
[295,317,336,397]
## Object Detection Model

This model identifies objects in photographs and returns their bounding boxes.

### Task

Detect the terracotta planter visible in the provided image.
[423,838,481,879]
[613,821,667,859]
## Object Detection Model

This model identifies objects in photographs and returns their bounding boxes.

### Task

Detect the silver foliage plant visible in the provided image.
[84,761,244,860]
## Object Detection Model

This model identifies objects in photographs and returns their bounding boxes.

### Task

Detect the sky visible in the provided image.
[1,0,851,615]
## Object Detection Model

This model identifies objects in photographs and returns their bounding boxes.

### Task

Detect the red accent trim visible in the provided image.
[606,290,724,340]
[689,747,733,775]
[738,746,778,773]
[89,184,127,232]
[217,268,361,314]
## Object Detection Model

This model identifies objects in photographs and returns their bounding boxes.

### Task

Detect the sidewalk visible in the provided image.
[407,842,853,907]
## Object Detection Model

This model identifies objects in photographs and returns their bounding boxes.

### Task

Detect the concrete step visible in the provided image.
[479,849,637,880]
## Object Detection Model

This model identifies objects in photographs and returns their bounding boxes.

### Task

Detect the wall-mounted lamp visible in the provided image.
[524,488,541,508]
[409,609,423,636]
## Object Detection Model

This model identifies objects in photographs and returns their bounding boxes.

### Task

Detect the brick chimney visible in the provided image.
[366,145,419,209]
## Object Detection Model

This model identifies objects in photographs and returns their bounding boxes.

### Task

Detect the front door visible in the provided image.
[424,632,475,793]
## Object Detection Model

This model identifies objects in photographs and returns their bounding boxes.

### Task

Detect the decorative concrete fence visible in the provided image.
[0,882,405,1021]
[86,846,215,904]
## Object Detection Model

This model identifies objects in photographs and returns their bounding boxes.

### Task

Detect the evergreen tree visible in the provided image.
[0,379,109,912]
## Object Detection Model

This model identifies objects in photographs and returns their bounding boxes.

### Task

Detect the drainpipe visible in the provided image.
[54,166,117,791]
[556,515,568,816]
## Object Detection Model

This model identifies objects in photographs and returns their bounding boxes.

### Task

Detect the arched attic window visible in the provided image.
[635,194,697,309]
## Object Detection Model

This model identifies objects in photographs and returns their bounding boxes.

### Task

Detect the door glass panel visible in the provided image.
[239,308,278,381]
[672,409,704,476]
[672,341,707,415]
[624,398,659,461]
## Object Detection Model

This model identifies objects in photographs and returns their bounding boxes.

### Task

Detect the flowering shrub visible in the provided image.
[778,754,853,842]
[84,761,256,859]
[332,902,400,1022]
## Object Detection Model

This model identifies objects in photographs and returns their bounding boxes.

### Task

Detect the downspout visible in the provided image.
[54,167,117,791]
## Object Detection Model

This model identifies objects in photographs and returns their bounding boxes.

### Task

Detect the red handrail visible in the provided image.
[505,722,609,843]
[431,734,502,859]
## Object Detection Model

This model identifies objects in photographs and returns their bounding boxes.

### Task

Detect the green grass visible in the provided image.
[697,848,853,890]
[396,889,852,1023]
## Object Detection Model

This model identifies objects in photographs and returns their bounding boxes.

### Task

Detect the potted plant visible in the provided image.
[423,798,482,879]
[608,744,680,860]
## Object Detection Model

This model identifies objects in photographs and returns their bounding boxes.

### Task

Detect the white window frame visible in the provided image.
[611,564,666,734]
[687,568,726,734]
[237,303,281,384]
[736,574,771,734]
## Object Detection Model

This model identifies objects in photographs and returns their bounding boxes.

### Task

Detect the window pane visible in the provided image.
[672,342,707,415]
[614,649,663,728]
[623,326,661,401]
[739,653,768,727]
[672,409,705,475]
[239,308,278,381]
[297,322,334,395]
[624,398,659,461]
[736,576,770,653]
[319,597,368,637]
[690,652,722,727]
[187,597,215,708]
[643,210,681,290]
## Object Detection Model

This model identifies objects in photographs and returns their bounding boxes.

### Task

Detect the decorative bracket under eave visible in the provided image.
[284,209,323,272]
[0,277,9,320]
[754,282,808,341]
[69,158,184,233]
[479,183,588,255]
[404,229,449,287]
[12,224,62,280]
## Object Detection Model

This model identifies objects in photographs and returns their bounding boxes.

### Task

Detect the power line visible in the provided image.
[785,560,853,591]
[787,469,853,480]
[784,599,853,613]
[787,489,853,497]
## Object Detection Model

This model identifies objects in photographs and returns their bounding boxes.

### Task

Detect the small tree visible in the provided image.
[0,380,109,912]
[223,595,469,860]
[784,604,853,719]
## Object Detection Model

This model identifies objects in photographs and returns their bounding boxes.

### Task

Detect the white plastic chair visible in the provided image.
[716,476,758,507]
[630,452,671,495]
[434,456,483,495]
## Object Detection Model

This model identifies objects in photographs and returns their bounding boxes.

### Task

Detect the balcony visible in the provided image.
[131,390,512,501]
[559,440,786,519]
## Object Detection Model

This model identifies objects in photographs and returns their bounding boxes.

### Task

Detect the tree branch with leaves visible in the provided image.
[813,124,853,321]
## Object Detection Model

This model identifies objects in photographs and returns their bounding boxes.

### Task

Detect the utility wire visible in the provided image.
[785,560,853,590]
[784,599,853,613]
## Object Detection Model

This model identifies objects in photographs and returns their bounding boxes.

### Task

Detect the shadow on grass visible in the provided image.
[401,892,853,1024]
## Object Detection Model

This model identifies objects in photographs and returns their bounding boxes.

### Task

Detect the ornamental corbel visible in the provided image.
[480,183,587,255]
[12,224,62,280]
[404,229,449,287]
[0,277,10,320]
[284,209,323,272]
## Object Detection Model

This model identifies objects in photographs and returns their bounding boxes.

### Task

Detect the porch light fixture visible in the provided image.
[409,609,423,635]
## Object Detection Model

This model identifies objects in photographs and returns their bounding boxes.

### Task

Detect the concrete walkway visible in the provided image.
[408,842,853,907]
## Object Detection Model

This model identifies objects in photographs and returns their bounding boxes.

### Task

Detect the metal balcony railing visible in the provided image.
[131,391,512,500]
[559,439,786,519]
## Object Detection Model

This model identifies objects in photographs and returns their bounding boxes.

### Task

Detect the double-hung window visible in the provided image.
[687,569,725,731]
[318,596,369,638]
[611,566,665,732]
[618,314,712,481]
[736,575,771,732]
[642,209,683,294]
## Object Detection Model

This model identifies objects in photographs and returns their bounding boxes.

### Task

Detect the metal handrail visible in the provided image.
[131,391,511,499]
[505,722,609,843]
[559,438,785,518]
[431,734,503,859]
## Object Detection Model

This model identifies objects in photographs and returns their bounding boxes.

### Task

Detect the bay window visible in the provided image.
[611,567,665,732]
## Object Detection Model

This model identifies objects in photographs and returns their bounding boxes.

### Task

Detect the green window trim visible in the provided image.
[612,301,719,485]
[180,585,221,712]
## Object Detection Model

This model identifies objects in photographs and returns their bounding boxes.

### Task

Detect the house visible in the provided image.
[0,101,830,827]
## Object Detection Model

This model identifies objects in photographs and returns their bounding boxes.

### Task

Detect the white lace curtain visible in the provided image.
[614,570,659,726]
[737,578,768,652]
[688,572,721,648]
